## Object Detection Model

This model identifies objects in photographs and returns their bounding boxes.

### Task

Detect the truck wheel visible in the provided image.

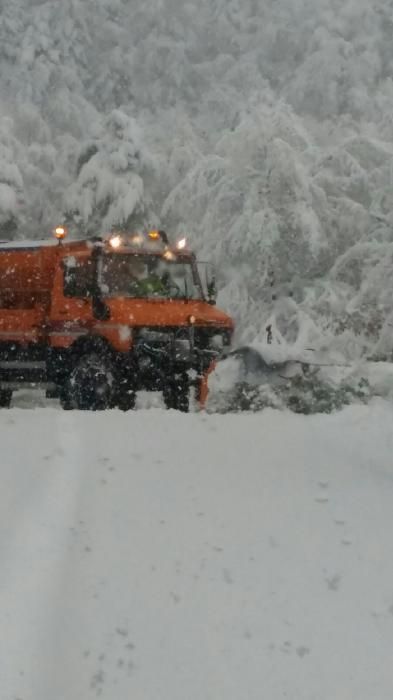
[46,387,60,400]
[163,374,189,413]
[0,389,12,408]
[59,386,73,410]
[63,353,114,411]
[116,389,136,411]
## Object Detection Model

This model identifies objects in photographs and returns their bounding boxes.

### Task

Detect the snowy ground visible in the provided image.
[1,400,393,700]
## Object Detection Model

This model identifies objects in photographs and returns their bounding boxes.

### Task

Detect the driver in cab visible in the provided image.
[128,258,177,298]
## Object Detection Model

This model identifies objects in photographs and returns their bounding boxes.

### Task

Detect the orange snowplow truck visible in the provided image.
[0,228,233,411]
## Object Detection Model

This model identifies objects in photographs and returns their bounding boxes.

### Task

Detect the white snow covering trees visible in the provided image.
[64,110,153,235]
[0,117,23,238]
[0,0,392,355]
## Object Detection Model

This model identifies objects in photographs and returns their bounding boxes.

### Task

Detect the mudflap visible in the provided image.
[198,359,218,409]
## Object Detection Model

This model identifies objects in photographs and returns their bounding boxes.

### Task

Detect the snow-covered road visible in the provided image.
[1,402,393,699]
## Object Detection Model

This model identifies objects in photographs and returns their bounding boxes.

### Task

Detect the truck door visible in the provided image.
[48,254,94,348]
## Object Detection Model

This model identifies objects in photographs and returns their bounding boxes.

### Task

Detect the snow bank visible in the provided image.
[2,402,393,699]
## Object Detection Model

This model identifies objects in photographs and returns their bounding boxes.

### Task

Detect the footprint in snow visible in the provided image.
[90,669,105,694]
[325,574,341,591]
[222,568,233,584]
[296,646,311,658]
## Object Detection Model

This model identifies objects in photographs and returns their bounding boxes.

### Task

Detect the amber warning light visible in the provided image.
[54,226,67,241]
[109,235,122,249]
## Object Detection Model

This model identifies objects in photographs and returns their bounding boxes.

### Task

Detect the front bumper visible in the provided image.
[133,325,231,375]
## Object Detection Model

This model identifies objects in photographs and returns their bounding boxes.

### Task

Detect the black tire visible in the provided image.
[46,387,60,400]
[62,352,114,411]
[0,389,12,408]
[163,374,189,413]
[59,386,73,411]
[116,389,137,411]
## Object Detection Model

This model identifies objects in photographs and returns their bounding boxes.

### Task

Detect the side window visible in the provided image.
[63,256,94,298]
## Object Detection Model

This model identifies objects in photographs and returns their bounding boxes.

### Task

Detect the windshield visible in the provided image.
[99,253,203,300]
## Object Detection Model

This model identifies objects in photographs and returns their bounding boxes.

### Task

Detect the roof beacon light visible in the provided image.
[148,230,160,240]
[177,237,187,250]
[54,225,67,241]
[109,235,122,249]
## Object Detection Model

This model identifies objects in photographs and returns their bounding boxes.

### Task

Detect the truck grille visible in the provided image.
[135,326,231,350]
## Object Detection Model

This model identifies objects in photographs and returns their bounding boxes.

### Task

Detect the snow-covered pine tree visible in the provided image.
[64,109,154,236]
[0,117,24,239]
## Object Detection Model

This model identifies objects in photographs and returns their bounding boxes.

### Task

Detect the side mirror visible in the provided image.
[207,278,217,305]
[92,295,111,321]
[197,261,218,304]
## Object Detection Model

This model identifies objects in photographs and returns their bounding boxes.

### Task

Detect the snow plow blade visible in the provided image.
[227,346,310,384]
[205,346,370,414]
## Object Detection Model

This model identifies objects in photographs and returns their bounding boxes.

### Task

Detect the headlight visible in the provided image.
[210,334,224,349]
